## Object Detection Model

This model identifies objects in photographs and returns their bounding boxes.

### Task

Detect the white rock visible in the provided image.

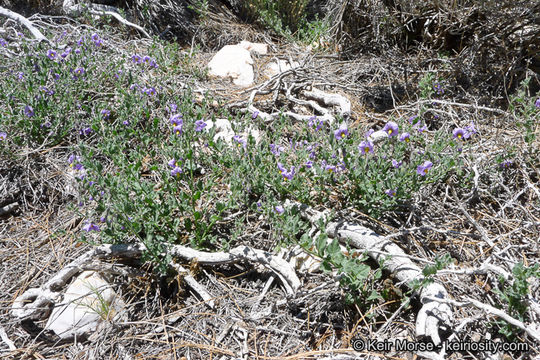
[239,40,268,55]
[45,271,125,339]
[207,45,254,87]
[368,130,389,144]
[265,59,300,78]
[205,119,260,145]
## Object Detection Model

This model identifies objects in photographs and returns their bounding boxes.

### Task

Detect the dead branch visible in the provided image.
[291,200,453,346]
[0,6,50,43]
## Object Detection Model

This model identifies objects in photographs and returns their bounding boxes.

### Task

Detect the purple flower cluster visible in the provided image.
[68,154,84,170]
[277,162,295,181]
[308,116,324,131]
[91,33,103,47]
[500,159,513,168]
[170,114,183,136]
[168,158,183,177]
[101,109,110,120]
[131,53,158,68]
[452,122,477,140]
[270,143,284,156]
[83,221,100,232]
[433,82,444,95]
[194,120,207,132]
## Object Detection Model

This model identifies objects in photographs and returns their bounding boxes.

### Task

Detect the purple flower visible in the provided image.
[123,120,130,126]
[132,54,142,63]
[171,166,182,177]
[101,109,110,120]
[334,124,349,140]
[324,164,336,173]
[500,159,513,168]
[0,131,6,141]
[358,140,374,155]
[82,222,100,232]
[535,98,540,109]
[100,216,107,223]
[149,60,158,68]
[168,103,178,113]
[417,161,433,176]
[417,125,427,133]
[24,105,34,117]
[233,135,246,149]
[144,87,156,96]
[391,159,402,169]
[60,47,72,58]
[91,33,99,42]
[41,121,51,128]
[252,111,259,119]
[74,67,85,77]
[142,55,152,63]
[385,189,396,197]
[399,132,410,142]
[194,120,207,132]
[382,121,398,137]
[305,160,313,168]
[17,72,24,81]
[365,128,374,138]
[80,127,93,136]
[308,116,323,131]
[269,143,284,156]
[68,154,81,167]
[464,122,477,139]
[453,128,466,140]
[277,162,295,181]
[46,49,57,60]
[173,124,183,136]
[408,115,419,125]
[167,158,177,168]
[275,205,284,215]
[170,114,183,126]
[0,38,6,47]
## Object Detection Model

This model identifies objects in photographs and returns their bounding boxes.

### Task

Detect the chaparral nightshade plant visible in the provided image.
[382,121,399,137]
[417,161,433,176]
[334,124,349,140]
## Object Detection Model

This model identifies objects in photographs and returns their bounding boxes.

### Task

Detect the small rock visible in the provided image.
[208,45,254,87]
[265,59,300,78]
[45,271,125,340]
[239,40,268,55]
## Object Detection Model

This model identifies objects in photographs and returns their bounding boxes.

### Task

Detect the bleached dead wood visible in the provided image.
[424,295,540,343]
[291,201,453,345]
[11,242,300,321]
[63,1,150,38]
[0,7,50,43]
